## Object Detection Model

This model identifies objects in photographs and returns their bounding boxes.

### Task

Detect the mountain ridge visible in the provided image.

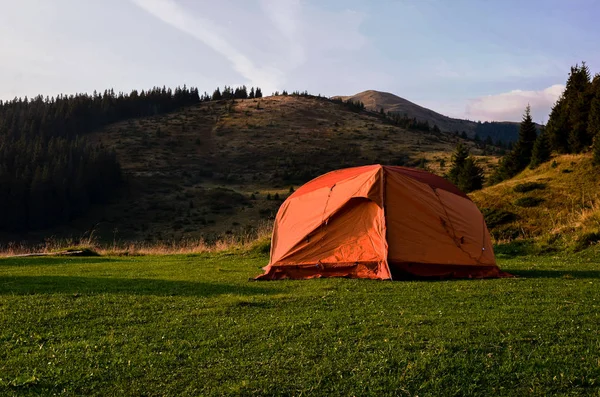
[334,90,525,143]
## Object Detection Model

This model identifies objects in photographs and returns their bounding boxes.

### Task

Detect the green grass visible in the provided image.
[472,154,600,245]
[2,250,600,396]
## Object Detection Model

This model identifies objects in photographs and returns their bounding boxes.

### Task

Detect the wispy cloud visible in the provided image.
[131,0,284,92]
[259,0,304,65]
[465,84,564,123]
[130,0,369,95]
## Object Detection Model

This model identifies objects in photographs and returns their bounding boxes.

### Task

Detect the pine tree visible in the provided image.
[593,134,600,166]
[568,63,592,152]
[530,127,551,168]
[447,143,470,186]
[587,75,600,140]
[255,87,263,98]
[514,104,538,167]
[546,96,570,153]
[457,157,484,193]
[249,87,255,99]
[212,87,222,101]
[547,63,592,153]
[490,105,538,183]
[234,85,248,99]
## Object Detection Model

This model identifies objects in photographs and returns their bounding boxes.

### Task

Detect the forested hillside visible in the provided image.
[0,88,500,243]
[0,86,208,232]
[490,62,600,184]
[470,62,600,249]
[87,94,496,243]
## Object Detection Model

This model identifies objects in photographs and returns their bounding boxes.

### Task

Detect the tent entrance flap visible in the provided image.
[259,197,390,280]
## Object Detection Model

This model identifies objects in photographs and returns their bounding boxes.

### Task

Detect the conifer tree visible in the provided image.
[587,75,600,140]
[568,63,592,152]
[547,63,592,153]
[546,96,570,153]
[446,143,484,192]
[530,127,551,168]
[255,87,263,98]
[447,142,469,186]
[490,105,538,183]
[249,87,255,99]
[593,135,600,166]
[212,87,222,101]
[457,157,484,193]
[514,104,538,167]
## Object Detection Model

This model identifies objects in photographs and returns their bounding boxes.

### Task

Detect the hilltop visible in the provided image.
[335,90,468,133]
[24,94,495,244]
[335,90,526,143]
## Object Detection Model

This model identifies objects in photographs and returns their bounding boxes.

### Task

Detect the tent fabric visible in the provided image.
[255,165,510,280]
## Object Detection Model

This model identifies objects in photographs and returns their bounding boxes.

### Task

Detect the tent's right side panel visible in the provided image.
[384,170,499,278]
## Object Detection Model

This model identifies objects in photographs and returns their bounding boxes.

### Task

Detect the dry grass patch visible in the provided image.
[472,154,600,246]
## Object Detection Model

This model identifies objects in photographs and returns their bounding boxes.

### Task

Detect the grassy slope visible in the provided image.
[31,95,495,245]
[2,251,600,396]
[335,90,479,135]
[471,154,600,248]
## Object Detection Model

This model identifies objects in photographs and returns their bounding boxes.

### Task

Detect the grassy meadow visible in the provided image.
[2,247,600,396]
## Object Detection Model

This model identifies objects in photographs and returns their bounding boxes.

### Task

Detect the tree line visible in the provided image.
[491,62,600,183]
[0,84,264,232]
[446,62,600,192]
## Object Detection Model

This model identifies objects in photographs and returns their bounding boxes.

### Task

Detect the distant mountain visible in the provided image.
[333,90,525,143]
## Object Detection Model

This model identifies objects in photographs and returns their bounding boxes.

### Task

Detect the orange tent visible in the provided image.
[256,165,510,280]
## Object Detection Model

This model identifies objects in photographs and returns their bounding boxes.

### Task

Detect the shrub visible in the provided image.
[481,208,517,228]
[514,196,544,208]
[249,239,271,255]
[513,182,547,193]
[494,240,534,257]
[490,225,522,241]
[574,232,600,252]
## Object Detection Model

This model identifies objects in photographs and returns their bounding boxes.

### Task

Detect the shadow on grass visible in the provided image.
[510,270,600,279]
[0,257,120,267]
[0,276,279,297]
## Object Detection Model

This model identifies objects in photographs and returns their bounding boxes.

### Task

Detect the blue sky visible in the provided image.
[1,0,598,122]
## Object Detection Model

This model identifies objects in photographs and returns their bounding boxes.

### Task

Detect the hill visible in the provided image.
[7,95,498,245]
[335,90,525,143]
[471,153,600,251]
